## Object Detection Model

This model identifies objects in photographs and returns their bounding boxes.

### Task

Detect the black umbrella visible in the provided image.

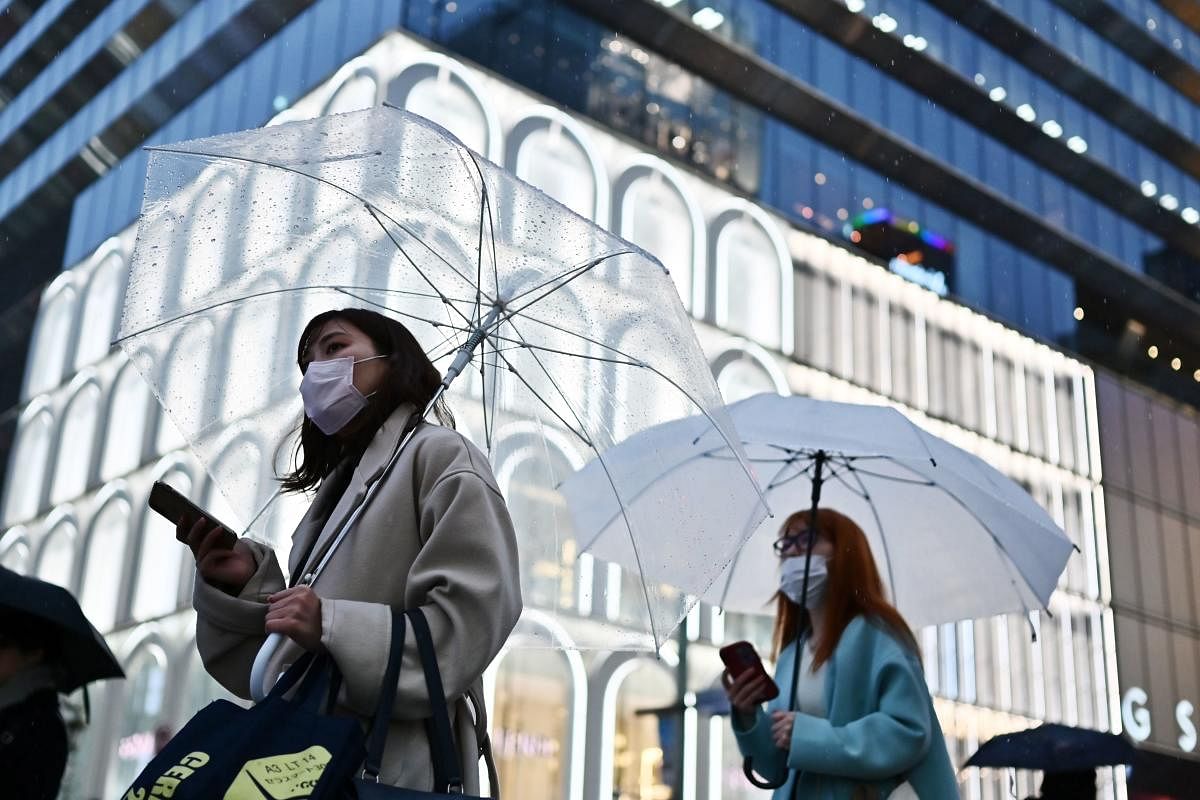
[0,567,124,692]
[965,723,1135,773]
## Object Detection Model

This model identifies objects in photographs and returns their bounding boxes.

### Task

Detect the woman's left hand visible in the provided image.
[770,710,796,750]
[266,587,324,652]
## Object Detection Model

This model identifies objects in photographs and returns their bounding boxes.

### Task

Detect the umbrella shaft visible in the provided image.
[443,305,502,387]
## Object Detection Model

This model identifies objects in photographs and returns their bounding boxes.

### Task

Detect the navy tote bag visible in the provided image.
[353,608,488,799]
[121,653,364,800]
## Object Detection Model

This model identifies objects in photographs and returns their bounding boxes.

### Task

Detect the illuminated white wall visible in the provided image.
[0,31,1119,800]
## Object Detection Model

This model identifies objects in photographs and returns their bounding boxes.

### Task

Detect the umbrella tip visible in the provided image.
[929,457,937,467]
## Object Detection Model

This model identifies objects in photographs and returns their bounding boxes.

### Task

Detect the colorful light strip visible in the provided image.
[849,207,955,253]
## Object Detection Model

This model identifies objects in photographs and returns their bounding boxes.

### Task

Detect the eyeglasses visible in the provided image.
[772,529,823,555]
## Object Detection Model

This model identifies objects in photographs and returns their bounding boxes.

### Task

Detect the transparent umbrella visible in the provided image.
[115,106,765,651]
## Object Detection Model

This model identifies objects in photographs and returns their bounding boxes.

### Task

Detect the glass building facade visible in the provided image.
[3,0,1200,797]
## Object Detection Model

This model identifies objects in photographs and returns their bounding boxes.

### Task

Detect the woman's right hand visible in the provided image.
[722,669,774,715]
[178,517,256,594]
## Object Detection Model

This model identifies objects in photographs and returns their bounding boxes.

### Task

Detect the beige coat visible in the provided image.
[193,404,522,793]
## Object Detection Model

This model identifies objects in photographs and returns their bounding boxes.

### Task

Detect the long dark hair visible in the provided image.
[771,508,919,671]
[277,308,454,493]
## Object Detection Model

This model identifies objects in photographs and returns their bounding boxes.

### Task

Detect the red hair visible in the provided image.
[771,507,919,671]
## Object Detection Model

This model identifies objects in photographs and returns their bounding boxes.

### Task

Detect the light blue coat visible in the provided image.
[732,616,959,799]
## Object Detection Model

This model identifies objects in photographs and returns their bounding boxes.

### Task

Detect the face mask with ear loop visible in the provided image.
[299,354,388,435]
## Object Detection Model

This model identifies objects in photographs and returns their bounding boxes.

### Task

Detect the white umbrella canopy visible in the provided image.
[116,106,766,650]
[565,393,1075,629]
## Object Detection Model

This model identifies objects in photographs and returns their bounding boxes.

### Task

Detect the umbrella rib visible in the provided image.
[461,149,501,316]
[870,457,1049,616]
[480,333,494,454]
[505,250,637,314]
[483,330,644,369]
[148,145,488,299]
[114,284,461,344]
[713,456,799,610]
[490,325,664,647]
[840,465,900,603]
[363,205,478,332]
[331,289,472,347]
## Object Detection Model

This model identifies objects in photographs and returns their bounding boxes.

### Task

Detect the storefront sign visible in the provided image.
[1121,687,1198,753]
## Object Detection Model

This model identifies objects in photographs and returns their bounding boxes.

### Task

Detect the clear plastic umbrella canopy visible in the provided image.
[115,106,765,650]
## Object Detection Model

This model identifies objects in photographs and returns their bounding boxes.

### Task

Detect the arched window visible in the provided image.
[108,643,169,798]
[608,660,676,800]
[75,251,125,369]
[0,528,30,571]
[101,361,153,481]
[183,644,237,717]
[712,349,785,403]
[155,322,214,454]
[35,519,77,589]
[323,68,378,115]
[132,468,192,620]
[50,382,102,504]
[614,163,701,311]
[220,283,283,423]
[25,282,76,396]
[490,648,573,799]
[79,494,131,632]
[205,436,264,530]
[2,406,54,525]
[509,114,603,222]
[388,60,496,158]
[711,208,790,351]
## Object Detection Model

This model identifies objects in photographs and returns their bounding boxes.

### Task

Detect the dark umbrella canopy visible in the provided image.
[965,723,1135,772]
[0,567,124,692]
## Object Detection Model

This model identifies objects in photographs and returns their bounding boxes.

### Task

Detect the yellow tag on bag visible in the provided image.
[222,745,333,800]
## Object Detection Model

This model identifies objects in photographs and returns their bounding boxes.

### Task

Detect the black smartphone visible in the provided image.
[719,640,780,701]
[148,481,238,550]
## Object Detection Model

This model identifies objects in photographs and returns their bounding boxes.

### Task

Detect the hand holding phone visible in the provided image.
[148,481,255,593]
[719,640,779,712]
[148,481,238,550]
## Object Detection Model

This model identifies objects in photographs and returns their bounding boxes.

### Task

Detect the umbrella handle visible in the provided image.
[250,632,286,702]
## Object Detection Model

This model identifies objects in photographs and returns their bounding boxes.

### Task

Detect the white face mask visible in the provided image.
[779,555,829,609]
[299,355,387,435]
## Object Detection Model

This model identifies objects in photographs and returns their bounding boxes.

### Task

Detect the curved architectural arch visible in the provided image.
[79,485,134,631]
[593,650,679,800]
[99,357,156,481]
[153,318,217,454]
[0,526,30,571]
[506,106,609,224]
[709,202,794,355]
[34,509,79,589]
[388,54,502,161]
[486,609,588,800]
[322,59,381,115]
[711,341,791,402]
[2,399,55,525]
[49,374,104,504]
[75,238,129,369]
[24,273,80,397]
[131,460,196,620]
[612,156,706,315]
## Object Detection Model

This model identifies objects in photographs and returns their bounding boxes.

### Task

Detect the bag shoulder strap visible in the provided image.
[363,609,407,781]
[406,607,465,794]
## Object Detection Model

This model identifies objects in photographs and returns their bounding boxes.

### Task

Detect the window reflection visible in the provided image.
[108,647,169,798]
[51,383,101,504]
[36,521,76,589]
[491,648,571,798]
[2,409,53,525]
[612,661,675,800]
[80,497,130,632]
[26,286,75,396]
[389,62,491,156]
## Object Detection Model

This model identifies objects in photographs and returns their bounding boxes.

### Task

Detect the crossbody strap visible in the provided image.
[407,608,465,794]
[362,610,407,781]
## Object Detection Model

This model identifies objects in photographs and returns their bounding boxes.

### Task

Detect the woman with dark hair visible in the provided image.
[184,308,522,792]
[723,508,958,799]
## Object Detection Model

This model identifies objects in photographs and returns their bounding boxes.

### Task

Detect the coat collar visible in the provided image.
[288,402,419,581]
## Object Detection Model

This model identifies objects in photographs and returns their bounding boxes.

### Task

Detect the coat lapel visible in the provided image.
[292,403,418,582]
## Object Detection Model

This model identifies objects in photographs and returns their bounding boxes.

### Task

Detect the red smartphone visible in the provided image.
[148,481,238,550]
[719,640,779,701]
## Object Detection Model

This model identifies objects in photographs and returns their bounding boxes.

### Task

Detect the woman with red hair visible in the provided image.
[723,508,959,798]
